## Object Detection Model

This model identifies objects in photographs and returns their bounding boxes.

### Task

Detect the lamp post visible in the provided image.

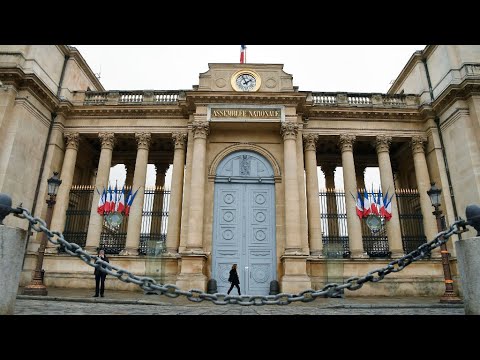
[426,182,462,303]
[23,172,62,296]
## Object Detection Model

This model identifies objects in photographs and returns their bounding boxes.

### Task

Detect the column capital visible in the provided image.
[172,132,188,150]
[135,132,151,150]
[302,133,318,151]
[64,132,80,150]
[192,121,209,139]
[338,134,356,152]
[411,135,427,154]
[281,122,299,141]
[98,132,115,150]
[375,134,392,153]
[321,164,336,176]
[154,163,170,176]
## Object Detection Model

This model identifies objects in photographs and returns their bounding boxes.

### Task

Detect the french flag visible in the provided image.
[240,45,246,64]
[356,191,364,219]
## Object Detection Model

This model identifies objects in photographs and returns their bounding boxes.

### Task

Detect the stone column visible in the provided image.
[355,163,366,190]
[303,134,323,255]
[166,132,187,253]
[376,135,403,257]
[322,164,339,237]
[85,133,115,252]
[411,136,441,255]
[48,133,80,251]
[339,134,365,258]
[280,122,311,293]
[281,122,302,252]
[124,161,135,188]
[123,132,151,255]
[177,122,209,291]
[150,163,169,236]
[186,122,209,250]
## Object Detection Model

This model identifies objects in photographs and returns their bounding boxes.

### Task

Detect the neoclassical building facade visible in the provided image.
[1,45,479,296]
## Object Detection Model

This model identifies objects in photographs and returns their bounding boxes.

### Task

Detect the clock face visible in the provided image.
[231,70,261,92]
[235,73,257,91]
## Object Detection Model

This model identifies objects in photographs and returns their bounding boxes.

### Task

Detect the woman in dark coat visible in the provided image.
[227,263,241,295]
[93,249,109,297]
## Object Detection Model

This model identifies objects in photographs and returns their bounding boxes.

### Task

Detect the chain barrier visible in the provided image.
[16,207,469,306]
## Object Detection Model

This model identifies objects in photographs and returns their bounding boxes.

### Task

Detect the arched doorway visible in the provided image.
[212,150,276,295]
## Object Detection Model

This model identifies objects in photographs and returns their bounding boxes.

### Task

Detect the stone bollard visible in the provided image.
[0,225,27,315]
[455,236,480,315]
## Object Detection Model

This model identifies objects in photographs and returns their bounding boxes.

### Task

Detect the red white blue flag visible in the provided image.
[240,45,246,64]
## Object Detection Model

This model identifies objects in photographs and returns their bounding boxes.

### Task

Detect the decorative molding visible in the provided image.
[411,135,427,155]
[64,132,80,151]
[375,134,392,153]
[98,132,115,150]
[281,122,299,141]
[338,134,356,152]
[208,143,281,180]
[135,132,151,150]
[302,133,318,151]
[321,164,336,177]
[192,121,209,139]
[154,163,170,176]
[172,132,187,150]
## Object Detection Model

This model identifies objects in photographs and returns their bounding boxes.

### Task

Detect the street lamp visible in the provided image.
[426,182,462,303]
[23,172,62,296]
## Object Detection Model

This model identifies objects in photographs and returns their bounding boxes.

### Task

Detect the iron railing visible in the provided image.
[62,185,95,249]
[319,189,425,258]
[62,186,170,255]
[319,189,350,258]
[395,189,427,254]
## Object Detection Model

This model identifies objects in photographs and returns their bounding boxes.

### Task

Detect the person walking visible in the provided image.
[227,263,241,295]
[93,249,109,297]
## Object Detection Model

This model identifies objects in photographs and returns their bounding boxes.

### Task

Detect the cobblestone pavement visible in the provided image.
[14,288,465,315]
[14,299,465,315]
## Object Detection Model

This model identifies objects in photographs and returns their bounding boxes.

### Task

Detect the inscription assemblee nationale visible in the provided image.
[212,109,281,118]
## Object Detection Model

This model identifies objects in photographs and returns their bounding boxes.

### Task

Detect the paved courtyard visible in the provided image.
[14,288,465,315]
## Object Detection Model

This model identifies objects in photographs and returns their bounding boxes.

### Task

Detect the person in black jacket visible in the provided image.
[93,249,109,297]
[227,263,241,295]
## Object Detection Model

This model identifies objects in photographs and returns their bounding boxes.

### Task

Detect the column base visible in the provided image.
[176,253,208,291]
[280,255,312,293]
[44,247,58,254]
[439,291,463,304]
[22,283,48,296]
[350,250,369,259]
[83,246,99,254]
[119,248,139,256]
[390,250,405,259]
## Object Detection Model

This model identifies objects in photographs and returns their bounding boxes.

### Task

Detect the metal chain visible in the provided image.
[16,207,469,306]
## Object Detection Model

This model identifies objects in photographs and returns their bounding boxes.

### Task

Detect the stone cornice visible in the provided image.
[432,80,480,116]
[0,67,59,112]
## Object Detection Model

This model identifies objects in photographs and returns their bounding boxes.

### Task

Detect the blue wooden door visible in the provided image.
[212,151,276,295]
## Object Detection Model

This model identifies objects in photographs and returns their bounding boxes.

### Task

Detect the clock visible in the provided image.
[231,70,261,92]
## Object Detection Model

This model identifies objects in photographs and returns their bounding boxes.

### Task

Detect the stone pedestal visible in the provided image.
[0,225,27,315]
[280,255,312,293]
[176,254,208,290]
[455,236,480,315]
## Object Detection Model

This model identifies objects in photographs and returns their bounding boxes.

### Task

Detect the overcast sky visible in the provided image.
[73,45,425,189]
